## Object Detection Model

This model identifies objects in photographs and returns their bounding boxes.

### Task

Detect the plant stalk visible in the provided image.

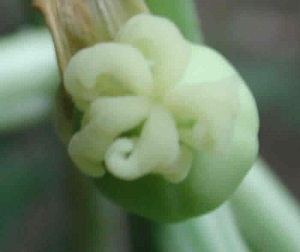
[0,28,59,133]
[68,166,131,252]
[156,204,249,252]
[231,159,300,252]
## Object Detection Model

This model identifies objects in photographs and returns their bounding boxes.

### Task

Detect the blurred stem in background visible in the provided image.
[68,167,131,252]
[231,160,300,252]
[0,28,58,133]
[157,204,249,252]
[156,159,300,252]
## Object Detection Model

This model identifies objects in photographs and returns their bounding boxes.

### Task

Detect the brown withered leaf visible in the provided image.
[34,0,149,74]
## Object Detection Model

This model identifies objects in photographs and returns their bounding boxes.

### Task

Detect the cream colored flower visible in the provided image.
[64,14,256,184]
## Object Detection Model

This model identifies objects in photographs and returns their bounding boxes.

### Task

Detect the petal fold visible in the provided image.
[105,105,180,180]
[165,77,240,152]
[85,96,151,135]
[69,96,151,177]
[64,43,153,110]
[117,14,191,95]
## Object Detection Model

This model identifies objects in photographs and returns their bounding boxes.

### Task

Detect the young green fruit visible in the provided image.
[64,14,259,222]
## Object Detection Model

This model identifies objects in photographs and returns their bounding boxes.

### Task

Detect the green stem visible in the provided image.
[68,167,131,252]
[156,204,249,252]
[145,0,203,43]
[0,28,59,132]
[231,159,300,252]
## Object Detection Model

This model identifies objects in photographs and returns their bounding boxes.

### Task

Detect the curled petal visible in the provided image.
[64,43,153,110]
[69,123,112,177]
[165,77,240,152]
[181,83,259,215]
[105,105,180,180]
[69,96,151,177]
[179,45,238,85]
[116,14,191,95]
[164,44,243,152]
[84,96,151,135]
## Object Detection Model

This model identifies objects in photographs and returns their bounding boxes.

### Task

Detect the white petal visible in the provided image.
[103,138,139,179]
[86,96,151,135]
[68,123,112,177]
[69,96,151,177]
[105,105,180,180]
[64,43,153,110]
[165,77,240,152]
[117,14,191,95]
[179,45,238,85]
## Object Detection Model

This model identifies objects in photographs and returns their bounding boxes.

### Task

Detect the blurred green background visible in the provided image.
[0,0,299,251]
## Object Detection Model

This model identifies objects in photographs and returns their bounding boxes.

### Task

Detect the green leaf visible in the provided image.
[145,0,203,43]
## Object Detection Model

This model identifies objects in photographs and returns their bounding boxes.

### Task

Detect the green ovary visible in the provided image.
[64,14,258,184]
